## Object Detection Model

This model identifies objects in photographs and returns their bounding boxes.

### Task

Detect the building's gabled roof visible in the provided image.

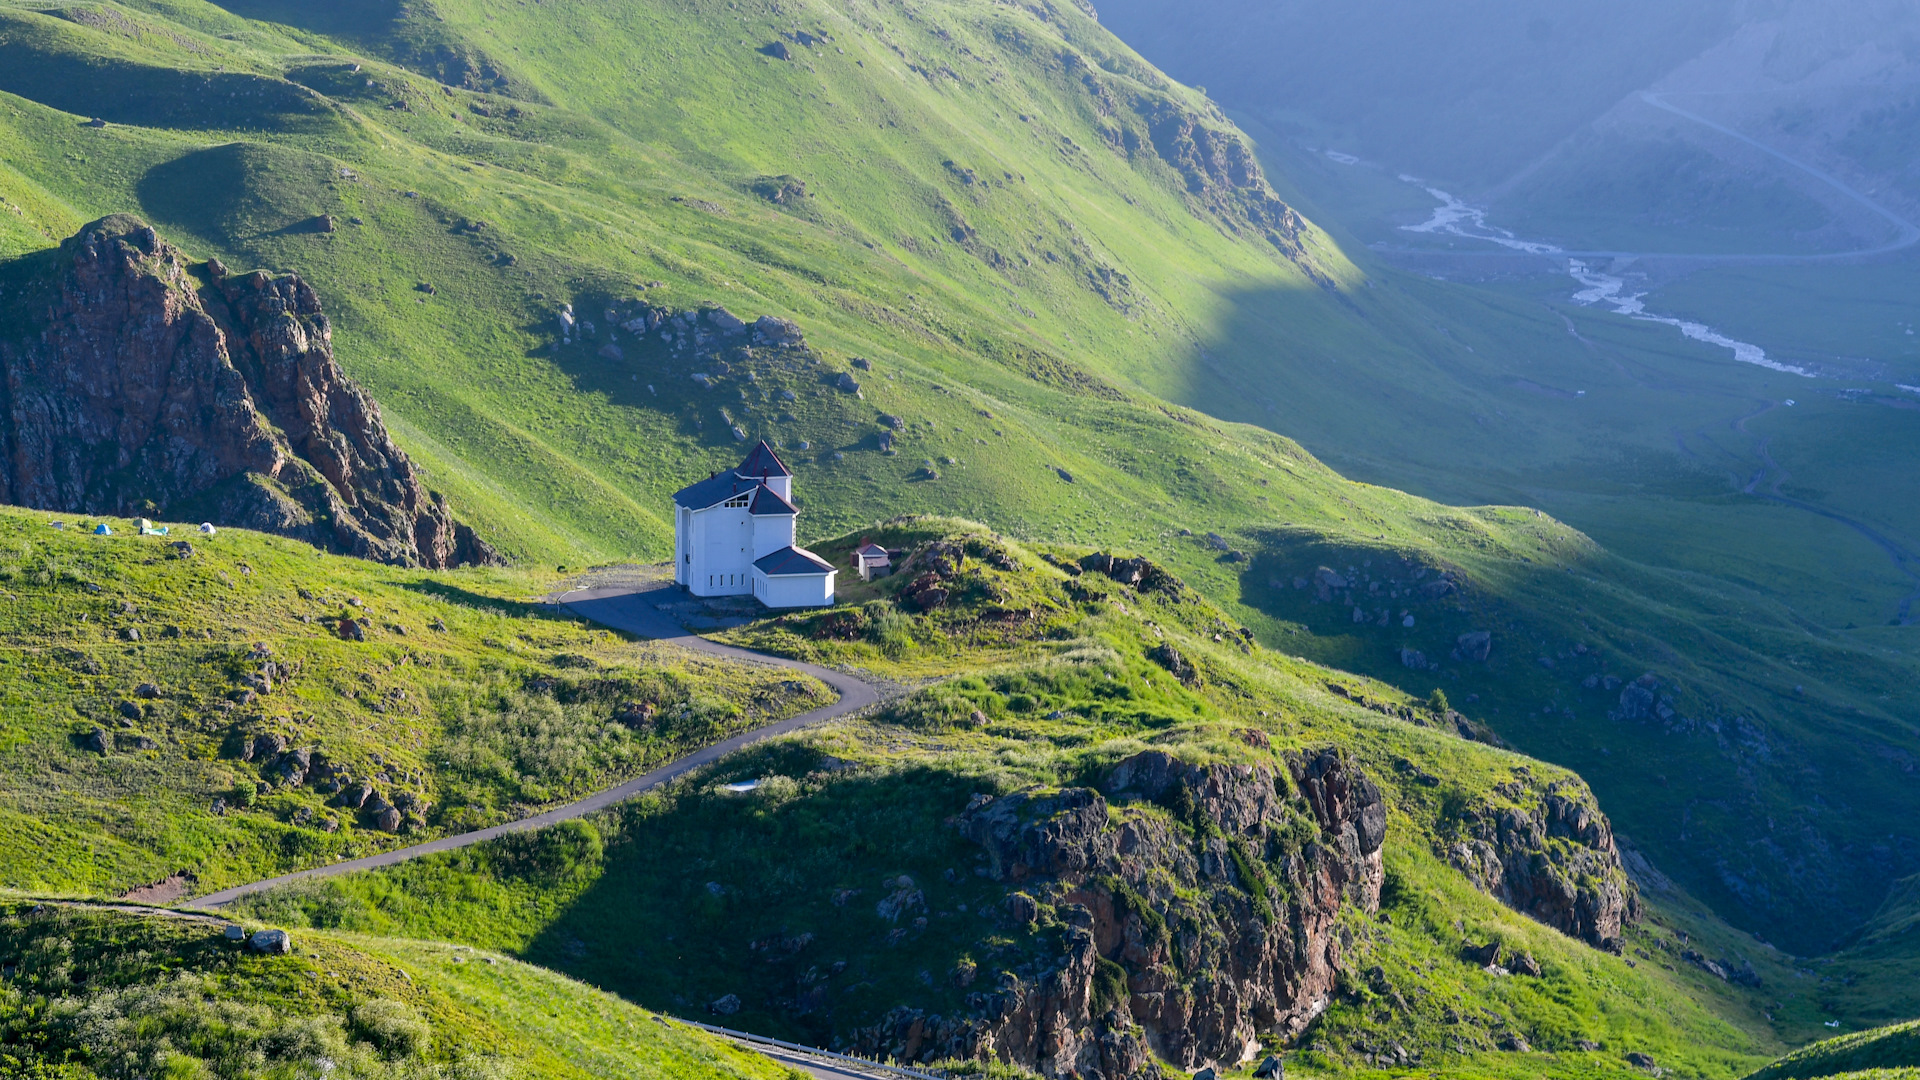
[854,540,890,561]
[748,484,798,516]
[672,470,762,510]
[737,439,791,479]
[754,545,835,576]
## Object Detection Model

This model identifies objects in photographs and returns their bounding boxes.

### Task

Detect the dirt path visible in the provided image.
[186,580,884,909]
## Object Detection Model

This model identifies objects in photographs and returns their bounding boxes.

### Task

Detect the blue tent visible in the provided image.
[93,523,112,536]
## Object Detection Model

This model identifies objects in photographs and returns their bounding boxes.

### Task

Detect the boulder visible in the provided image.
[1147,642,1198,686]
[373,806,403,832]
[247,928,293,955]
[135,682,161,699]
[1510,950,1542,977]
[1454,631,1492,662]
[82,727,109,754]
[1312,566,1347,601]
[710,993,743,1016]
[223,924,246,942]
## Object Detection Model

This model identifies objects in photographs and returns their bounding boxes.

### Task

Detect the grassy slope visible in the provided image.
[0,503,829,899]
[0,899,796,1080]
[0,0,1913,959]
[231,521,1878,1078]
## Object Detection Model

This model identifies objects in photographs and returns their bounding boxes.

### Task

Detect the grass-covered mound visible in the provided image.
[1746,1019,1920,1080]
[0,899,798,1080]
[0,504,828,900]
[231,524,1837,1078]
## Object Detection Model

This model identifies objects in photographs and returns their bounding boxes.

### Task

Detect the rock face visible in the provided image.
[845,749,1385,1079]
[1443,776,1638,951]
[0,216,497,569]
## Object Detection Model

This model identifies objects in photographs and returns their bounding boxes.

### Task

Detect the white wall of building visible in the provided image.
[764,475,792,501]
[755,568,836,608]
[751,512,796,559]
[687,503,755,596]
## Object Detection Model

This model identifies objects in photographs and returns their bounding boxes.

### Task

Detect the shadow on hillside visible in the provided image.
[511,744,987,1044]
[0,38,334,133]
[392,580,569,623]
[1228,520,1920,958]
[138,143,339,250]
[204,0,402,37]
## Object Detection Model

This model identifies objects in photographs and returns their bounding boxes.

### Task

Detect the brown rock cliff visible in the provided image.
[845,748,1385,1079]
[0,216,496,568]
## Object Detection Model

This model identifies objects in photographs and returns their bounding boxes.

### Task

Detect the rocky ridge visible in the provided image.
[1443,770,1639,951]
[0,217,496,568]
[845,748,1386,1079]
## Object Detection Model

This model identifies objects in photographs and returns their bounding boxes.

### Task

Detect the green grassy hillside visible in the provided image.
[0,0,1915,971]
[0,502,828,901]
[0,899,797,1079]
[1746,1019,1920,1080]
[230,521,1870,1077]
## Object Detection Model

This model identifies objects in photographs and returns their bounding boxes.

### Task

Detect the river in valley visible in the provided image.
[1400,182,1810,377]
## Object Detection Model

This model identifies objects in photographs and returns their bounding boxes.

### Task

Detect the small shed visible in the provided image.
[853,539,892,582]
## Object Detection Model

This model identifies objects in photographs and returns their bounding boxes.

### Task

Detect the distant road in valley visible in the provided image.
[1373,91,1920,266]
[187,578,883,909]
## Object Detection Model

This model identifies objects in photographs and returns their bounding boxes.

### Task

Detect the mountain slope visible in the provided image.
[0,0,1916,962]
[0,899,795,1080]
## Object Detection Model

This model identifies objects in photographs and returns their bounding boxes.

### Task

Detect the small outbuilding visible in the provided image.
[853,539,892,582]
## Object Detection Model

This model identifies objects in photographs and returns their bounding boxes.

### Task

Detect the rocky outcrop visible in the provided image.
[0,216,497,568]
[844,749,1386,1079]
[1443,776,1638,951]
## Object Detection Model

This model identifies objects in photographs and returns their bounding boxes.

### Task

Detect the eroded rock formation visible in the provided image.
[0,216,496,568]
[1444,774,1638,951]
[844,749,1386,1079]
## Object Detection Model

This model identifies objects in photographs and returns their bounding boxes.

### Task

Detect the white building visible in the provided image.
[673,441,835,607]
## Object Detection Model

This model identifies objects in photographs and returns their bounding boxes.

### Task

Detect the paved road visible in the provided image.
[186,581,881,909]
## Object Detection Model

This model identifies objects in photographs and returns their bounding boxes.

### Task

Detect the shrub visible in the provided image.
[862,600,914,655]
[350,998,431,1059]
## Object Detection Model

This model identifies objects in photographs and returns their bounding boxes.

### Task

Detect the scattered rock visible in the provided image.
[1453,630,1493,662]
[1626,1051,1661,1074]
[247,929,293,955]
[835,372,861,394]
[223,924,245,942]
[135,682,160,699]
[82,727,109,754]
[337,617,366,642]
[1147,641,1198,686]
[710,993,743,1015]
[1510,951,1542,977]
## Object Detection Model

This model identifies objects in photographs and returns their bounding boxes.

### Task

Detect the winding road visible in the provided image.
[186,578,884,909]
[1376,91,1920,265]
